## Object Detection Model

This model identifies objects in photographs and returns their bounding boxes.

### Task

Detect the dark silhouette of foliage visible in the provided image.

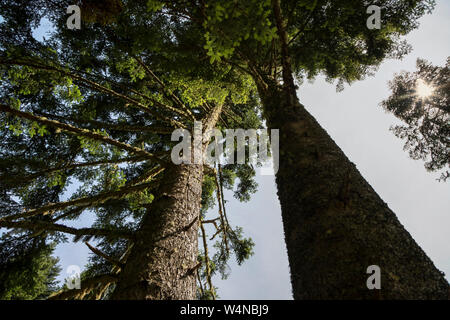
[0,235,60,300]
[382,58,449,181]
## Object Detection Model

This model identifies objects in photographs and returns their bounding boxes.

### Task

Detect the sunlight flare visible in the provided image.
[416,79,434,99]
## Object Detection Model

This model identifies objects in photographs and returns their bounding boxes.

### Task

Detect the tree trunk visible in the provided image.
[258,83,449,299]
[112,104,223,300]
[258,0,449,299]
[111,162,203,299]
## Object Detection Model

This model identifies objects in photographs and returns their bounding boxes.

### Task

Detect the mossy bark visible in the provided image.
[111,163,203,299]
[112,104,223,300]
[258,83,449,299]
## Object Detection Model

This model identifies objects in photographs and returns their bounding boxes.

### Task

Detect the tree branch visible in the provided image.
[36,112,175,134]
[133,55,196,121]
[0,103,165,165]
[200,219,215,300]
[0,220,135,241]
[0,180,157,222]
[0,59,186,129]
[0,156,146,186]
[85,242,125,269]
[47,274,118,300]
[213,166,229,253]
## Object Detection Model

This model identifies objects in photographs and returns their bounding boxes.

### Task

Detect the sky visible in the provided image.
[3,1,449,299]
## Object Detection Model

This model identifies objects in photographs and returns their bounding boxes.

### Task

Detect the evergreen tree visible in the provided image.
[382,57,449,181]
[0,0,260,299]
[1,0,448,299]
[144,0,449,298]
[0,234,61,300]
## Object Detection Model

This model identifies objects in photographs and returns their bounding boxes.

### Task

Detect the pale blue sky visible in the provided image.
[4,0,449,299]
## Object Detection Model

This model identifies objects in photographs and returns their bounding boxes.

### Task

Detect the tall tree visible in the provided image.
[152,0,449,298]
[0,0,260,299]
[2,0,448,300]
[0,234,61,300]
[382,57,449,182]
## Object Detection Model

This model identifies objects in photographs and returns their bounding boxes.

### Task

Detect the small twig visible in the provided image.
[214,166,229,253]
[181,262,202,279]
[85,242,124,269]
[200,219,215,300]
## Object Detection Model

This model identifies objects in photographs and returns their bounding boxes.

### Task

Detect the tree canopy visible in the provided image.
[0,235,60,300]
[0,0,265,299]
[382,57,450,181]
[0,0,447,299]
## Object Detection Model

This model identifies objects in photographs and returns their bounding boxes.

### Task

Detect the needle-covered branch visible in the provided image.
[200,219,215,300]
[85,242,125,269]
[0,103,164,164]
[213,166,229,253]
[0,180,157,222]
[48,274,118,300]
[133,56,196,121]
[48,166,164,223]
[0,59,187,128]
[36,112,175,134]
[0,220,135,241]
[0,156,146,186]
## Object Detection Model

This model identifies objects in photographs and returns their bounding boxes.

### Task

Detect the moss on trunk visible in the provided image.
[259,84,449,299]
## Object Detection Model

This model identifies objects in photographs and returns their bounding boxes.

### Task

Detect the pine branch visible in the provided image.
[94,283,110,300]
[217,164,239,244]
[113,243,134,274]
[50,166,164,223]
[0,103,165,165]
[130,86,195,122]
[91,243,135,300]
[0,180,157,222]
[0,59,187,129]
[202,217,220,228]
[200,219,215,300]
[209,227,223,241]
[51,205,88,223]
[85,242,125,269]
[196,269,204,297]
[133,55,196,121]
[214,166,229,253]
[0,156,146,186]
[37,112,174,134]
[0,220,135,241]
[47,274,118,300]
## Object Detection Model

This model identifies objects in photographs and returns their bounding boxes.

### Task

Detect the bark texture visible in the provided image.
[258,84,449,299]
[259,0,449,299]
[111,163,203,299]
[111,104,222,299]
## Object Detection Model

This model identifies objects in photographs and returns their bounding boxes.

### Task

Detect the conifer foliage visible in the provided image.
[0,0,259,299]
[382,57,450,181]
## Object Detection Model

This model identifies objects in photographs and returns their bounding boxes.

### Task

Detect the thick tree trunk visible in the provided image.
[260,0,449,299]
[112,104,223,299]
[111,163,203,299]
[258,83,449,299]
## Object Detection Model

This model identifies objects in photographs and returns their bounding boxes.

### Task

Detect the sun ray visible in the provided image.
[416,79,434,99]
